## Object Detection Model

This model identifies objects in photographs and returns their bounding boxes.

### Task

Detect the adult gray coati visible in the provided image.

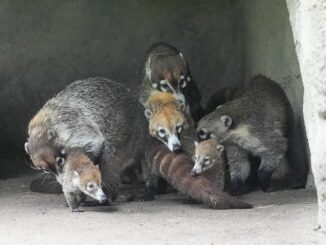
[197,75,294,191]
[139,42,204,122]
[25,77,252,209]
[201,86,255,195]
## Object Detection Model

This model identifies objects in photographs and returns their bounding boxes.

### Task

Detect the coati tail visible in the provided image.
[148,143,253,209]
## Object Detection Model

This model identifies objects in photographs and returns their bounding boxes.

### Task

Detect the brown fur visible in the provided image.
[147,140,252,209]
[66,150,102,187]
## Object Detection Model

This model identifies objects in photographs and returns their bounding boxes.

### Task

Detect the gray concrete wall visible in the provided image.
[241,0,309,184]
[286,0,326,231]
[242,0,303,117]
[0,0,243,177]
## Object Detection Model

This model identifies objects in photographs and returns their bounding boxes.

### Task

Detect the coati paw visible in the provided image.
[81,199,112,207]
[229,185,253,196]
[134,191,155,202]
[257,170,272,192]
[71,209,84,213]
[182,197,200,205]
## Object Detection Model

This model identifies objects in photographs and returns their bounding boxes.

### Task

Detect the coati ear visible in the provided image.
[144,109,153,120]
[151,83,158,89]
[194,141,198,147]
[220,115,232,128]
[47,129,56,141]
[216,144,224,153]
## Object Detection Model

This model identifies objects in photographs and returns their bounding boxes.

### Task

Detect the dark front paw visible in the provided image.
[229,185,253,196]
[257,169,272,192]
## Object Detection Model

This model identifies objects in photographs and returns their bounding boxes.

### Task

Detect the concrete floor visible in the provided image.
[0,175,324,245]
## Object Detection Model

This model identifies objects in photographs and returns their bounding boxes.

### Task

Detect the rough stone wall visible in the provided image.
[0,0,243,177]
[286,0,326,232]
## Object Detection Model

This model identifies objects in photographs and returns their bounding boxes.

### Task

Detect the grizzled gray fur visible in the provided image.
[197,75,294,191]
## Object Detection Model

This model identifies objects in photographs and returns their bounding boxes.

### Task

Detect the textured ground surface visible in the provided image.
[0,175,324,245]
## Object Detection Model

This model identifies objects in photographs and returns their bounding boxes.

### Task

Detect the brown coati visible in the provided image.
[197,75,294,192]
[139,42,204,122]
[25,77,252,209]
[191,139,226,192]
[144,90,195,155]
[62,149,107,212]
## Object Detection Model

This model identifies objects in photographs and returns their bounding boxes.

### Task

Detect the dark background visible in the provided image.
[0,0,307,178]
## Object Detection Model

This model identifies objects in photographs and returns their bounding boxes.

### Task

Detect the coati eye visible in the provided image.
[87,183,94,191]
[204,157,210,165]
[176,125,183,134]
[56,157,65,167]
[160,83,169,91]
[158,128,166,137]
[198,129,208,140]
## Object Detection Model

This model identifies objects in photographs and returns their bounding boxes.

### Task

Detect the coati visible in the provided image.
[139,42,204,122]
[191,139,225,191]
[144,90,195,154]
[197,75,293,191]
[62,149,107,212]
[202,87,255,195]
[144,91,185,153]
[25,77,252,209]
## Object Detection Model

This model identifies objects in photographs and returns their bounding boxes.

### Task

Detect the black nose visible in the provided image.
[191,170,198,177]
[172,144,181,153]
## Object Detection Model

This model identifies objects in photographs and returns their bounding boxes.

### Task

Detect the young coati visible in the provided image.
[191,139,225,191]
[191,139,253,195]
[62,149,107,212]
[26,77,252,209]
[197,75,294,191]
[139,42,204,122]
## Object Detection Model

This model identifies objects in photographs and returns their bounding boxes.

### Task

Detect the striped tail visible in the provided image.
[148,142,253,209]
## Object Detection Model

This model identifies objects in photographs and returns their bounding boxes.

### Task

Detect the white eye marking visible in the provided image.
[158,128,166,138]
[160,80,169,92]
[61,149,66,155]
[204,157,210,165]
[24,142,29,154]
[87,183,94,192]
[176,125,183,133]
[198,129,207,139]
[180,75,185,80]
[180,80,187,88]
[187,76,191,82]
[56,157,65,167]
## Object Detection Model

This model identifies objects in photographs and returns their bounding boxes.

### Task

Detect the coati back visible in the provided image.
[197,75,293,191]
[139,42,204,122]
[191,139,225,191]
[26,77,252,209]
[62,149,107,212]
[205,87,243,114]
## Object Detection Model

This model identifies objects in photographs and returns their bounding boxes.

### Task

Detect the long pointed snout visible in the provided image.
[167,135,181,153]
[191,162,202,177]
[95,188,107,203]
